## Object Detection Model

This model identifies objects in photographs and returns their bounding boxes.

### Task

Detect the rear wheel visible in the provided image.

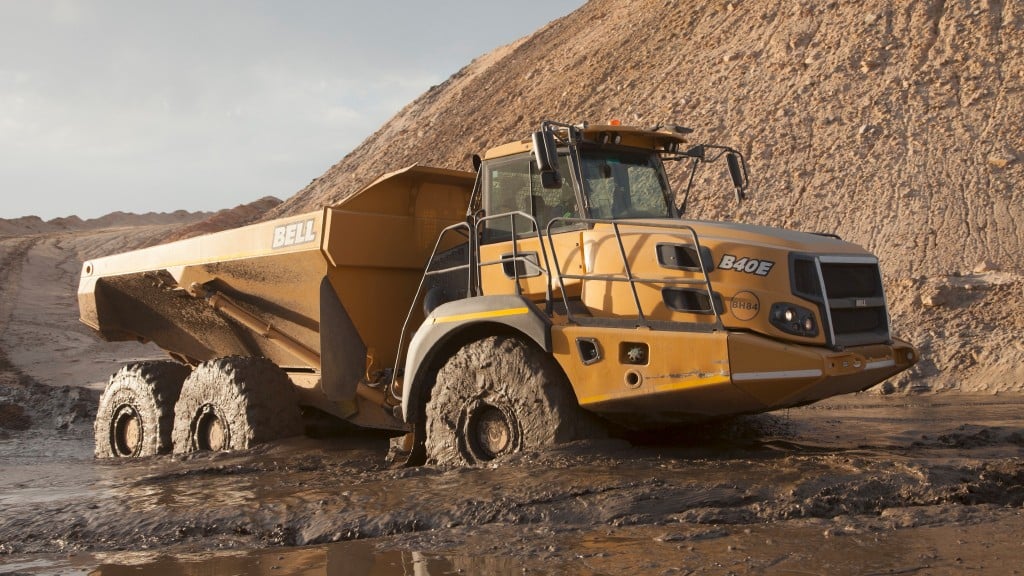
[94,361,190,458]
[171,356,302,454]
[425,336,602,466]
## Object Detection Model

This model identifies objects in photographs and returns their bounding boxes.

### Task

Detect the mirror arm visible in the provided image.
[678,158,701,216]
[675,144,751,214]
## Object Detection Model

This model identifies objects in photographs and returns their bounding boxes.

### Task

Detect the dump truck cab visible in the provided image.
[474,121,710,303]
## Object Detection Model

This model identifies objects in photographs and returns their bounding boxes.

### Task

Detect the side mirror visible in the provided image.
[532,130,557,171]
[726,152,748,202]
[532,130,562,189]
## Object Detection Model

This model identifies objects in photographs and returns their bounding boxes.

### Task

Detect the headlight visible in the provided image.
[770,303,819,337]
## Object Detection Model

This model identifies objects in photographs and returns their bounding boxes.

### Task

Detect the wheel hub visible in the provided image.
[111,405,142,457]
[462,401,520,459]
[195,404,228,451]
[477,405,516,455]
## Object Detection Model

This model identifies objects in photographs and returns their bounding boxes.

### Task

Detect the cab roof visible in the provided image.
[482,123,691,161]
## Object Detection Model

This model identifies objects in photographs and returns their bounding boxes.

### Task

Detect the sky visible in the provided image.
[0,0,586,220]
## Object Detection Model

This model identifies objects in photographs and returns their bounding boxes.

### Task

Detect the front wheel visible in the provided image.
[425,336,602,466]
[171,356,301,454]
[94,361,190,458]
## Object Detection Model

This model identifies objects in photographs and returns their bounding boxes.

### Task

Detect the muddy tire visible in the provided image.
[425,336,602,466]
[94,361,190,458]
[171,356,302,454]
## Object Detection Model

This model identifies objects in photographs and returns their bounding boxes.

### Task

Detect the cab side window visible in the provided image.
[483,154,578,243]
[483,156,533,243]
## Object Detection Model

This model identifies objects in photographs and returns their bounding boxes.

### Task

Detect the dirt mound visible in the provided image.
[158,196,282,245]
[886,267,1024,393]
[0,210,210,237]
[270,0,1022,281]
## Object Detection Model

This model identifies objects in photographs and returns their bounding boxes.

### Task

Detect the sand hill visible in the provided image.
[272,0,1021,280]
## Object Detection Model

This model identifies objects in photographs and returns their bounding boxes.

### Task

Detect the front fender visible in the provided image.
[400,295,551,423]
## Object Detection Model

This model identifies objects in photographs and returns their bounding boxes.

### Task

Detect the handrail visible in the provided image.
[392,220,474,390]
[474,211,554,313]
[545,217,723,330]
[392,212,552,389]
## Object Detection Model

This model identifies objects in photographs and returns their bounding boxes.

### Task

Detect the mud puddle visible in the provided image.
[1,394,1023,574]
[1,539,497,576]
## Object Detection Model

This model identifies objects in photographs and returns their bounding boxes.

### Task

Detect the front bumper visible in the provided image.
[563,327,918,428]
[726,332,918,410]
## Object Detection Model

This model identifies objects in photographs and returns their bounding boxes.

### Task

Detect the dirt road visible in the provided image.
[1,394,1022,575]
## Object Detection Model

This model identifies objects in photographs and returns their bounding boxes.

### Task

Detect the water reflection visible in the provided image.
[78,539,518,576]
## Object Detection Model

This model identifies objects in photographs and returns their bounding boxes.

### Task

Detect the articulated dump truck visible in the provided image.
[79,120,918,466]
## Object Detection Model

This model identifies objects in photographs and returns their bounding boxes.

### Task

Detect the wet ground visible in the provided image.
[1,393,1023,575]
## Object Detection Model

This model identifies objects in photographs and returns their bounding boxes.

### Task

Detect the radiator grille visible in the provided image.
[794,256,891,348]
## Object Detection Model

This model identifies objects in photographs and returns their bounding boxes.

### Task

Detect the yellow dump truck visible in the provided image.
[79,120,917,465]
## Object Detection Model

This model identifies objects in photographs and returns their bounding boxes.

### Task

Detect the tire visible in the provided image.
[171,356,302,454]
[94,361,190,458]
[425,336,602,466]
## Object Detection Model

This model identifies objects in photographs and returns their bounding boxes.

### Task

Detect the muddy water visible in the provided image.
[1,394,1023,575]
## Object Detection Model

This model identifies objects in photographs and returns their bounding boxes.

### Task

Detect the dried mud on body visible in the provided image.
[2,394,1023,574]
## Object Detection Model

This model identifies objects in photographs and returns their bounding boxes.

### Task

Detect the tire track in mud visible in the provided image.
[0,236,97,433]
[0,237,41,340]
[0,238,45,430]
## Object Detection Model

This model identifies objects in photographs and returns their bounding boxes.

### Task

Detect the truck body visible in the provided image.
[80,121,917,464]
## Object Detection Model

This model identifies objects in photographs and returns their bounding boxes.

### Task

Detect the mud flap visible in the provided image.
[386,426,426,467]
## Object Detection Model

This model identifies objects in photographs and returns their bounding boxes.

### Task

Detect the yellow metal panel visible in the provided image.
[78,211,331,367]
[333,164,473,217]
[551,325,733,408]
[80,211,326,280]
[323,209,458,270]
[550,326,916,425]
[480,125,688,161]
[315,165,476,373]
[575,221,876,345]
[479,230,585,300]
[325,266,422,372]
[579,225,719,324]
[78,166,474,374]
[727,333,918,409]
[322,166,473,269]
[482,140,532,160]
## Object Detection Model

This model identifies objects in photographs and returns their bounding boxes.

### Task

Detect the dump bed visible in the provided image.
[79,165,474,419]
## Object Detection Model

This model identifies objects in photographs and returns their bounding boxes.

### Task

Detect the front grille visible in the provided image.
[793,258,821,298]
[820,263,883,299]
[793,255,891,348]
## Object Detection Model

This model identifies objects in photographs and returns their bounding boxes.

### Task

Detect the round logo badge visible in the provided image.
[730,291,760,321]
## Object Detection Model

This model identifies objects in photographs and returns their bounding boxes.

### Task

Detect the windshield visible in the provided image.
[578,149,674,219]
